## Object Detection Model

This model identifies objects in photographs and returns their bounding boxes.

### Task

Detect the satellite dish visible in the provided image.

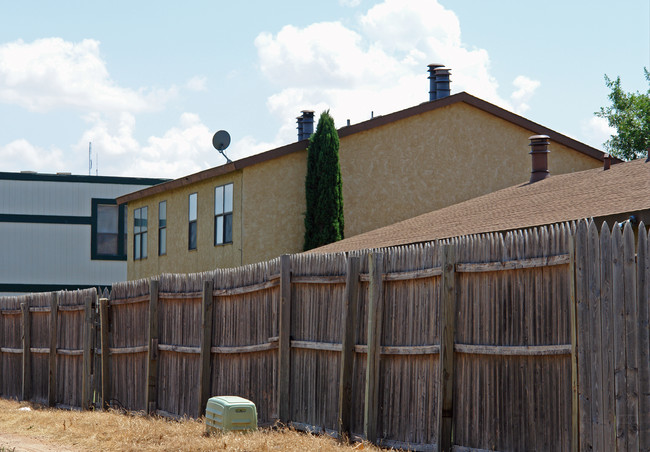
[212,130,232,163]
[213,130,231,151]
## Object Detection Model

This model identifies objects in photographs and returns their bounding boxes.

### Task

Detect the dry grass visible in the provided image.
[0,398,386,451]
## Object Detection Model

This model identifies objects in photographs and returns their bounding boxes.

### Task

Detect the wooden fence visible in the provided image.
[1,220,649,451]
[574,220,650,451]
[0,288,99,409]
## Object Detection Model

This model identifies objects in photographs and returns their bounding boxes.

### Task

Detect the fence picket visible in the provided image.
[364,252,383,444]
[575,220,593,452]
[599,223,615,451]
[21,301,31,401]
[612,223,628,450]
[623,222,640,451]
[638,223,650,450]
[587,221,604,451]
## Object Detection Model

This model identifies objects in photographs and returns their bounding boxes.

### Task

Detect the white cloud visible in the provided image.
[0,37,224,178]
[510,75,541,114]
[71,112,218,178]
[0,38,175,113]
[255,0,539,145]
[0,1,548,181]
[186,76,207,92]
[581,116,614,150]
[0,139,66,173]
[256,22,399,89]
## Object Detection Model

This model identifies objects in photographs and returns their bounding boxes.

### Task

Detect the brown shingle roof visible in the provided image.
[311,158,650,253]
[117,92,607,204]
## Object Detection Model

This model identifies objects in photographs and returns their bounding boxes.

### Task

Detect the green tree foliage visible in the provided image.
[596,68,650,160]
[304,111,344,251]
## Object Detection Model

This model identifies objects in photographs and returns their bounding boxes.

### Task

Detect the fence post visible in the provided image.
[338,256,360,441]
[569,236,579,452]
[437,244,456,452]
[82,295,94,410]
[99,297,110,409]
[364,252,383,444]
[21,300,31,401]
[198,279,214,417]
[145,279,159,414]
[48,292,58,407]
[278,254,292,423]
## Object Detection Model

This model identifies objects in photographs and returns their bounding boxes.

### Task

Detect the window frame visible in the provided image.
[133,206,148,260]
[158,200,167,256]
[214,183,234,246]
[91,198,126,261]
[188,192,197,250]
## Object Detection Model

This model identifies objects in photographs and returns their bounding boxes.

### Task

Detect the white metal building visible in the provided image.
[0,172,167,295]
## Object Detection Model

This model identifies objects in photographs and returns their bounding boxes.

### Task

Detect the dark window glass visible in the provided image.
[224,212,233,243]
[214,183,233,245]
[189,221,197,250]
[189,193,197,250]
[122,205,128,254]
[134,234,141,260]
[134,206,148,259]
[97,204,118,255]
[159,228,166,255]
[159,201,167,256]
[92,199,126,260]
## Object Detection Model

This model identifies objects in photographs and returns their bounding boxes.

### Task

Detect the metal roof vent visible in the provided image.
[529,135,550,183]
[297,110,315,141]
[434,67,451,99]
[427,63,444,101]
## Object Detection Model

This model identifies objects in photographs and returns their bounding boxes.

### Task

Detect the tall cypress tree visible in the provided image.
[304,111,344,251]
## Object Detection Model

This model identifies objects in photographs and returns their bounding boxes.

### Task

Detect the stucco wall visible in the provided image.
[241,151,306,264]
[126,101,603,280]
[128,171,243,281]
[339,103,600,237]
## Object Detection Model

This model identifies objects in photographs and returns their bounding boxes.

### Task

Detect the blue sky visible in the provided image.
[0,0,648,178]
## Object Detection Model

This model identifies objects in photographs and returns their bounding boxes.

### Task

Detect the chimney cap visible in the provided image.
[528,134,550,142]
[603,153,611,170]
[428,63,444,69]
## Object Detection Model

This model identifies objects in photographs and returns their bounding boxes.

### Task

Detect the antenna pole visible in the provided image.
[89,142,92,176]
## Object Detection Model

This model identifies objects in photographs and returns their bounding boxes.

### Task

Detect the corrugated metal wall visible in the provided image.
[0,178,157,293]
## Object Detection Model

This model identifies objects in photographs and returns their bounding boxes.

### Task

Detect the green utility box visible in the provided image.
[205,396,258,433]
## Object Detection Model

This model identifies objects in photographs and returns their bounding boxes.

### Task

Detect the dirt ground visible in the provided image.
[0,432,79,452]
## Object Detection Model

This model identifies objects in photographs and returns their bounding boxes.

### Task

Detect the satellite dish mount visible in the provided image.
[212,130,232,163]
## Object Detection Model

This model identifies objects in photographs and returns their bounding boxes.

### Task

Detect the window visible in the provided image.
[214,183,233,245]
[158,201,166,256]
[91,198,126,260]
[188,193,197,250]
[134,206,148,260]
[123,205,128,254]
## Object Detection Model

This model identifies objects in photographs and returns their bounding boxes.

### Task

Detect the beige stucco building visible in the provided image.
[117,91,606,280]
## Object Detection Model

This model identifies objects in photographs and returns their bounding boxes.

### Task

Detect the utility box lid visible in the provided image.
[205,396,257,433]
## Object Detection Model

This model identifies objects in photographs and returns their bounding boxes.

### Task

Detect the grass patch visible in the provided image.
[0,398,383,451]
